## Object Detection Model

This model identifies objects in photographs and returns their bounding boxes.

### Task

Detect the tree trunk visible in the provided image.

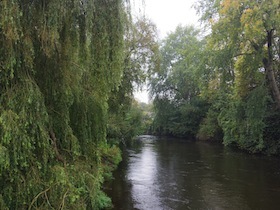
[263,30,280,109]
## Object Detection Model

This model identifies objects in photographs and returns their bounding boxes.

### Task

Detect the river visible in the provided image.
[105,135,280,210]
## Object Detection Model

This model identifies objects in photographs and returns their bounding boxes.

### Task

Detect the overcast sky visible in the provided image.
[141,0,199,38]
[133,0,200,103]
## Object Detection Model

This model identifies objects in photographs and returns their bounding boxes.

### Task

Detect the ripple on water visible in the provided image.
[107,135,280,210]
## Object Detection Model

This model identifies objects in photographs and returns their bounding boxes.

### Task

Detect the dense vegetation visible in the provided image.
[150,0,280,155]
[0,0,158,209]
[0,0,279,209]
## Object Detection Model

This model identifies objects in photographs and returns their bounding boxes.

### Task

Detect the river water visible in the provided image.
[105,135,280,210]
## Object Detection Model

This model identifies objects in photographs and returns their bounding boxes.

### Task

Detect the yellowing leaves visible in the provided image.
[0,0,22,42]
[241,7,266,41]
[220,0,240,15]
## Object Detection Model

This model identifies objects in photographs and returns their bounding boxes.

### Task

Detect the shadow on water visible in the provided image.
[105,135,280,210]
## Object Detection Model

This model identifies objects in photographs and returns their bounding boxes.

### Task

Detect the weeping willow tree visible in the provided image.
[0,0,128,209]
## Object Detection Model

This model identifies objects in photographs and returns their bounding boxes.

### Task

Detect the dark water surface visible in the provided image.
[105,135,280,210]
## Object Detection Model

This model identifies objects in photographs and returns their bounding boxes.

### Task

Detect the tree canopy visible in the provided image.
[150,25,208,137]
[150,0,280,154]
[0,0,149,209]
[0,0,279,209]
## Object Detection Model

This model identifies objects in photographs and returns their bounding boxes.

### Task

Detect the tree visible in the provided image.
[197,0,280,107]
[0,0,131,208]
[150,25,208,137]
[196,0,280,153]
[107,16,160,143]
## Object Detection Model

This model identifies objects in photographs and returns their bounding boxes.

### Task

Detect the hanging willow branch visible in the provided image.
[28,187,51,210]
[49,130,66,167]
[0,0,132,209]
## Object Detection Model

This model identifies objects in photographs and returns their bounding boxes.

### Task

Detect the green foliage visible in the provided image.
[263,111,280,154]
[149,0,279,155]
[152,96,208,137]
[197,107,222,141]
[108,100,146,143]
[124,16,160,87]
[138,102,154,134]
[0,81,52,209]
[195,0,280,154]
[101,143,122,169]
[107,15,159,144]
[0,0,131,209]
[150,25,208,137]
[197,89,229,142]
[218,86,269,152]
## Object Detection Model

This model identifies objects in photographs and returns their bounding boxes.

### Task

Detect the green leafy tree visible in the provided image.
[150,25,208,137]
[0,0,132,209]
[196,0,280,153]
[197,0,279,105]
[107,16,160,143]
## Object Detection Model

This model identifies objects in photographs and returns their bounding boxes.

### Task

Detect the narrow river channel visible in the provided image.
[105,135,280,210]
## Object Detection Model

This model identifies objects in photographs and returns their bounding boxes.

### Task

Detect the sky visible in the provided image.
[132,0,200,103]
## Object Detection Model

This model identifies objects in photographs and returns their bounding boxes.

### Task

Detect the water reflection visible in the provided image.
[106,136,280,210]
[127,136,162,209]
